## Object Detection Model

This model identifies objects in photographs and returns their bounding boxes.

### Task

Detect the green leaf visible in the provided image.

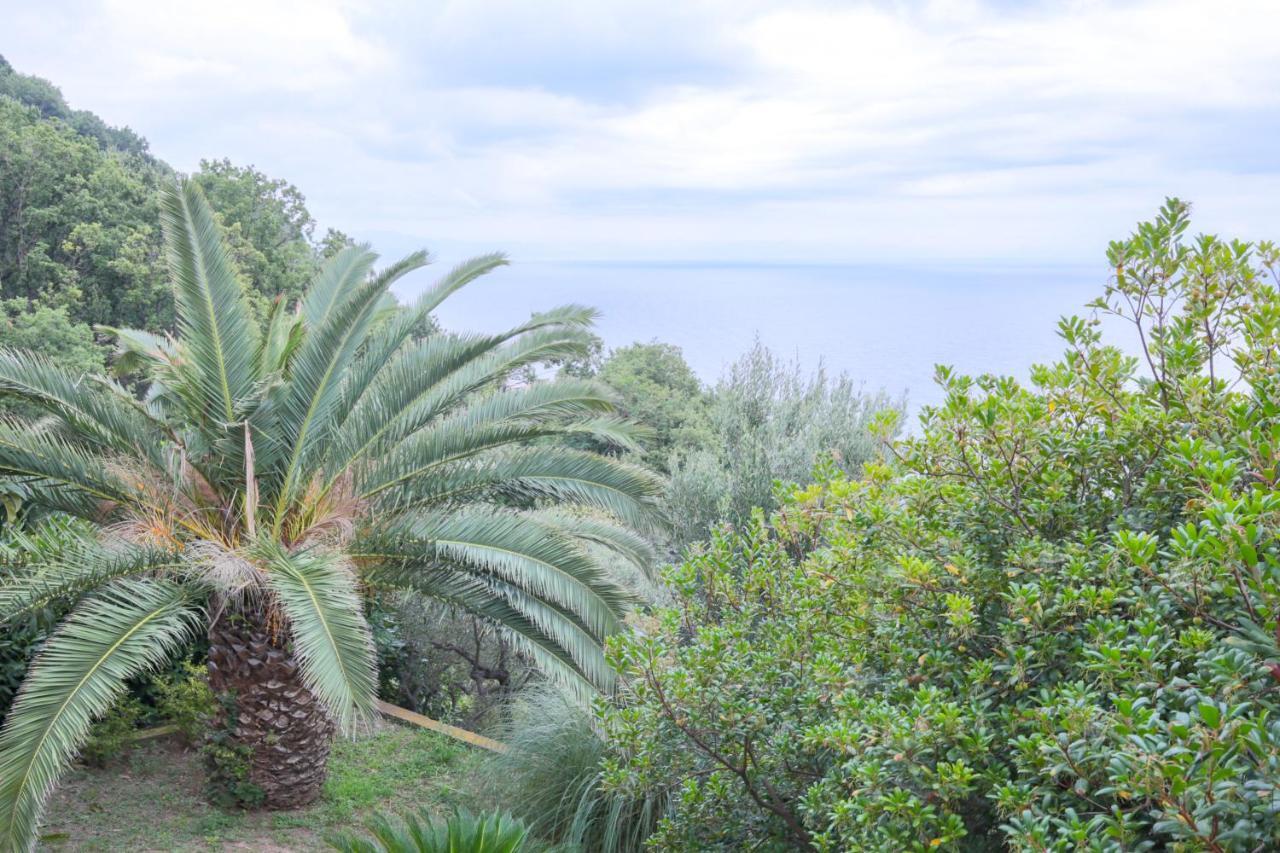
[270,258,386,526]
[0,579,198,852]
[262,543,377,732]
[158,179,260,424]
[0,543,178,627]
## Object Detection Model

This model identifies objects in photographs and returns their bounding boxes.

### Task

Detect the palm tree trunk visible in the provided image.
[206,604,336,809]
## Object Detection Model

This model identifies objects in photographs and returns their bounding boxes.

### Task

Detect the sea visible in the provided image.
[425,260,1126,425]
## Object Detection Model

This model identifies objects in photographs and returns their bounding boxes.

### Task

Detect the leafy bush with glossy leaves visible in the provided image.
[597,201,1280,850]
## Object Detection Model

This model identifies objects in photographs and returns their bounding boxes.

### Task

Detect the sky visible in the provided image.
[4,0,1280,402]
[6,0,1280,266]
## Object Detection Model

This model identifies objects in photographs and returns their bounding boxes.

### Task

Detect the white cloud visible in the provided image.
[3,0,1279,265]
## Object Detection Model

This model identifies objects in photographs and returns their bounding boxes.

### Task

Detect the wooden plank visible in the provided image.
[129,724,179,742]
[376,700,508,754]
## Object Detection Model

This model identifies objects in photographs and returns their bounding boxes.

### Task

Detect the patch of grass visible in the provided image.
[38,721,479,852]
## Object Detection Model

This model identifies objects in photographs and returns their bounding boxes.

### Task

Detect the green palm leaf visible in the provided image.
[258,296,305,377]
[0,543,178,627]
[98,326,194,423]
[158,180,260,424]
[362,510,629,638]
[368,570,611,696]
[327,808,530,853]
[261,543,377,732]
[331,314,600,474]
[523,509,658,575]
[365,448,665,533]
[333,252,499,423]
[0,580,199,852]
[301,245,377,329]
[343,379,625,486]
[0,348,173,473]
[270,262,387,526]
[0,420,132,518]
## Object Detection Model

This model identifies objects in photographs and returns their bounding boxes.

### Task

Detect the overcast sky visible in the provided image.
[5,0,1280,269]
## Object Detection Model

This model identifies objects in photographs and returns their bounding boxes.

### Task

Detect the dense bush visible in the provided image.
[587,340,898,553]
[79,696,144,767]
[596,201,1280,850]
[151,661,216,744]
[595,342,714,474]
[666,342,899,550]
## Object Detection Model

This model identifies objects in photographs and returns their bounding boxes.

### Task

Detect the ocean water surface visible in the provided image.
[424,261,1121,421]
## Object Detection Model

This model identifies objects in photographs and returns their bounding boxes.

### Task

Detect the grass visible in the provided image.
[38,721,478,851]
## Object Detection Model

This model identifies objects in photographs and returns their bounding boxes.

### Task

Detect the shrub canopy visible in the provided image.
[599,200,1280,850]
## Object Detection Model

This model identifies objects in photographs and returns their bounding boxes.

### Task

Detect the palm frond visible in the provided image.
[326,807,529,853]
[366,569,610,698]
[258,296,305,377]
[0,543,178,627]
[270,269,388,527]
[99,327,192,423]
[330,323,601,478]
[561,416,653,453]
[261,543,377,732]
[372,250,434,297]
[361,510,630,639]
[331,251,496,421]
[158,180,260,424]
[0,420,133,519]
[523,508,658,576]
[339,378,620,480]
[0,579,199,852]
[301,245,378,330]
[0,348,174,473]
[412,252,507,316]
[365,448,666,534]
[95,326,175,378]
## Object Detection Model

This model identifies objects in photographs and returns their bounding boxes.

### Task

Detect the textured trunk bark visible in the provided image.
[206,605,336,810]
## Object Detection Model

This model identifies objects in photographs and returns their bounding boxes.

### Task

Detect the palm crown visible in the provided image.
[0,181,662,850]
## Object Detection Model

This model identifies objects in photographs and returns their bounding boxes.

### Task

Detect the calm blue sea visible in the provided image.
[423,261,1120,421]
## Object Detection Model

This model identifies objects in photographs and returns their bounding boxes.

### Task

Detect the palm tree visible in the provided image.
[0,180,662,850]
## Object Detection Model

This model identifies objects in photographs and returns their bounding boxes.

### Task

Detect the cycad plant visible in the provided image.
[327,809,529,853]
[0,180,661,850]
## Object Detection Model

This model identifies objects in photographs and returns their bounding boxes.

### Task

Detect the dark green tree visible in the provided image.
[191,159,322,307]
[0,300,103,376]
[0,98,170,331]
[596,342,711,473]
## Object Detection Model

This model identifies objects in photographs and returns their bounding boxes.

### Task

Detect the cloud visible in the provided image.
[3,0,1279,266]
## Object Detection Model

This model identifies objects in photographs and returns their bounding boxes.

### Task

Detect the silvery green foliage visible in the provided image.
[667,342,900,552]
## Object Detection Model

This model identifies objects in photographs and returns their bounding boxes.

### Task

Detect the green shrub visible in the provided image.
[596,201,1280,850]
[478,688,665,852]
[203,691,265,810]
[326,809,529,853]
[81,696,143,767]
[666,342,900,551]
[151,661,215,743]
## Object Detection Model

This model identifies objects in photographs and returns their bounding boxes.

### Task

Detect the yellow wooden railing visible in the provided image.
[376,700,508,753]
[127,702,508,754]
